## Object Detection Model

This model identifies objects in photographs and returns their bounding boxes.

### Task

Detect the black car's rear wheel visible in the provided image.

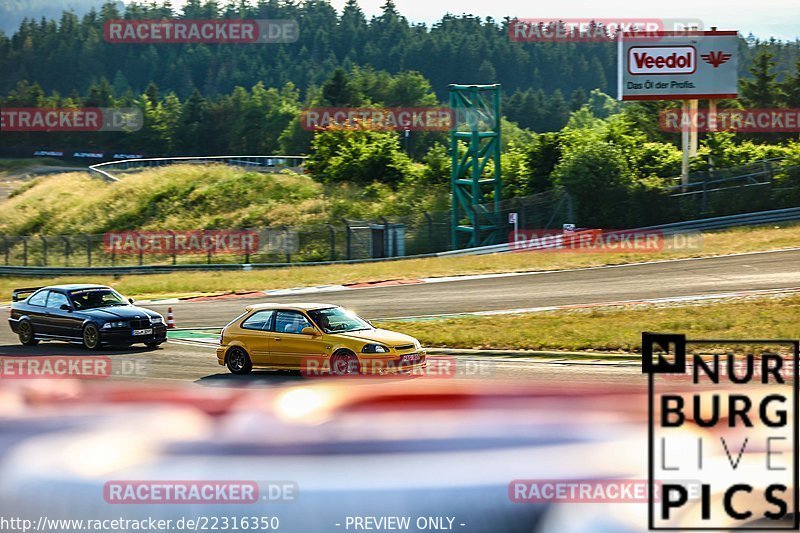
[82,323,101,350]
[226,347,252,375]
[17,320,39,346]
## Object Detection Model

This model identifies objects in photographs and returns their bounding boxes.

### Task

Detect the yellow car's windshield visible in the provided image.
[308,307,372,334]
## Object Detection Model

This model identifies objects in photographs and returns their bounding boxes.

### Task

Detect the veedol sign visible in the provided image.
[618,31,738,100]
[628,47,696,75]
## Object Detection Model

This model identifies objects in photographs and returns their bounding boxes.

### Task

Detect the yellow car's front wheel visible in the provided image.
[226,346,253,375]
[330,350,360,375]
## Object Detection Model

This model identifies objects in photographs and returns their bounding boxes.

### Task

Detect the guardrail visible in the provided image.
[438,206,800,257]
[89,155,307,181]
[0,252,441,277]
[1,207,799,276]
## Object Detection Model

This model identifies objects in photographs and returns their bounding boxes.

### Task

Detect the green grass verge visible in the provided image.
[374,296,800,352]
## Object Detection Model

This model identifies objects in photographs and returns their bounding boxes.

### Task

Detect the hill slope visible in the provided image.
[0,164,446,235]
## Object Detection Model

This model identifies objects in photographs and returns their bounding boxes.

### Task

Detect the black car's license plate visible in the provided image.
[132,328,153,336]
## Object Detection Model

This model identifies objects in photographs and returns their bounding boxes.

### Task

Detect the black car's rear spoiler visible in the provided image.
[12,287,43,302]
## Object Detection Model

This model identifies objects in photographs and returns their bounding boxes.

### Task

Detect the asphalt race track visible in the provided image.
[151,248,800,324]
[1,249,798,385]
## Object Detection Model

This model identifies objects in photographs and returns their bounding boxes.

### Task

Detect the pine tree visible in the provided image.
[86,77,115,106]
[322,68,361,106]
[741,46,782,107]
[144,82,160,105]
[781,58,800,107]
[175,89,209,154]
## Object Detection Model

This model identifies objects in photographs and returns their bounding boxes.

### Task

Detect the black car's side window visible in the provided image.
[241,310,275,331]
[46,292,70,309]
[27,290,49,307]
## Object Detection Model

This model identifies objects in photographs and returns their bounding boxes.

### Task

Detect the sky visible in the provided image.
[160,0,799,41]
[335,0,798,40]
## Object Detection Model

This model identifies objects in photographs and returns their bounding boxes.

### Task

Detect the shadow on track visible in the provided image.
[197,370,425,388]
[196,370,307,387]
[0,342,157,357]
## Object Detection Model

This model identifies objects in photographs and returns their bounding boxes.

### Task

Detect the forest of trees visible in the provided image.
[1,0,799,137]
[0,0,799,240]
[2,0,800,231]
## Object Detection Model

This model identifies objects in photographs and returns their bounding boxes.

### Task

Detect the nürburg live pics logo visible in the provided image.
[643,332,799,530]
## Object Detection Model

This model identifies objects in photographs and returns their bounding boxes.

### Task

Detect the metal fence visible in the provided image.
[667,158,784,193]
[3,204,799,276]
[0,191,572,269]
[7,178,800,270]
[665,158,793,216]
[0,228,331,268]
[2,155,799,273]
[441,206,800,257]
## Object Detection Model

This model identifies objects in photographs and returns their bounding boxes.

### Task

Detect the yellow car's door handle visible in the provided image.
[273,337,282,341]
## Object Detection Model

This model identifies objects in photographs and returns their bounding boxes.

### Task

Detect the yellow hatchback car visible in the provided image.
[216,303,426,375]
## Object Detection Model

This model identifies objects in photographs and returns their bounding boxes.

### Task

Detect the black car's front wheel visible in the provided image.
[82,323,101,350]
[226,346,253,375]
[17,320,39,346]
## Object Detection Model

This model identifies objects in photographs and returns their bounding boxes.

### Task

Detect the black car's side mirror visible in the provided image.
[128,298,134,304]
[59,304,72,311]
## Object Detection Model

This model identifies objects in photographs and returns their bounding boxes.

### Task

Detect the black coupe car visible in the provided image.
[8,284,167,349]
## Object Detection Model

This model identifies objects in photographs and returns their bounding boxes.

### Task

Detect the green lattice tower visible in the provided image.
[449,84,502,250]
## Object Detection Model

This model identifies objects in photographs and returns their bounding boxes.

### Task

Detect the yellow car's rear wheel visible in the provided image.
[226,346,253,375]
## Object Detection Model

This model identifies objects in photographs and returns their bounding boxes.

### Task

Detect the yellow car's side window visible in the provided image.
[241,310,275,331]
[274,311,312,335]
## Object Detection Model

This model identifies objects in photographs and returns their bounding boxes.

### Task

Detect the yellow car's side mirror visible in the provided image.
[301,327,319,336]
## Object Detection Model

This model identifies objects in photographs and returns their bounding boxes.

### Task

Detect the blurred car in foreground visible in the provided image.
[0,379,648,533]
[8,284,166,349]
[2,377,777,531]
[217,303,426,375]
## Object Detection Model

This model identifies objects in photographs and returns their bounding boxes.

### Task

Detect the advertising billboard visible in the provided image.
[618,31,738,101]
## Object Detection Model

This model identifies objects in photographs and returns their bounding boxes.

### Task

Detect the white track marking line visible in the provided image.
[167,339,219,349]
[418,247,800,284]
[374,286,800,320]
